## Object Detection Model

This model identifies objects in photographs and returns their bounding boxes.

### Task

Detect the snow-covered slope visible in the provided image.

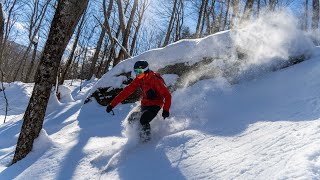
[1,12,320,180]
[1,47,320,180]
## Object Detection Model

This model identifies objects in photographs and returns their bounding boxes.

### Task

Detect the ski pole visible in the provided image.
[110,110,115,116]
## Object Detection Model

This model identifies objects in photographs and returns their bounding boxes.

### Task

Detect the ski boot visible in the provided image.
[140,124,151,143]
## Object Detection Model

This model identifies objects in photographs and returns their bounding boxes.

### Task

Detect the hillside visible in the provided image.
[1,12,320,180]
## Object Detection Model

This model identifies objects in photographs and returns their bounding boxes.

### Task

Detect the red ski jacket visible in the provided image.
[110,71,172,112]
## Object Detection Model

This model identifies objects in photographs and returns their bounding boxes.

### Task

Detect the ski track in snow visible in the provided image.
[158,122,320,179]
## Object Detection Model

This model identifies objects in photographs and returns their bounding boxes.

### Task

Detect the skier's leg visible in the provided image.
[127,105,141,124]
[139,106,161,141]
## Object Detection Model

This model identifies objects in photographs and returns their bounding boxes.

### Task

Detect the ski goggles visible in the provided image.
[134,66,148,75]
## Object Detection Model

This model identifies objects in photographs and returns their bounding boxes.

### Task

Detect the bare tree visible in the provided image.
[305,0,309,30]
[113,0,138,66]
[195,0,206,38]
[12,0,51,82]
[175,0,185,41]
[0,0,19,68]
[130,0,149,55]
[257,0,261,17]
[312,0,319,30]
[208,0,217,33]
[269,0,276,10]
[0,67,8,123]
[199,0,209,37]
[59,8,87,85]
[163,0,178,46]
[243,0,254,21]
[86,0,114,80]
[230,0,240,28]
[223,0,231,30]
[24,36,39,82]
[12,0,88,164]
[205,0,214,34]
[0,3,8,122]
[217,1,224,32]
[0,3,4,57]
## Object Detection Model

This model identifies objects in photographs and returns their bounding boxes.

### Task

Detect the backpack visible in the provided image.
[153,72,166,85]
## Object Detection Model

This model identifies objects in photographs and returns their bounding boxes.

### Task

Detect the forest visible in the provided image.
[0,0,319,168]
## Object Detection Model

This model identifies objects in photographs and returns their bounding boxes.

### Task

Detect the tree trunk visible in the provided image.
[206,1,212,34]
[87,0,113,79]
[86,20,107,80]
[210,0,216,33]
[15,0,50,82]
[243,0,254,21]
[113,0,138,66]
[257,0,261,17]
[96,41,109,78]
[117,0,126,35]
[269,0,276,11]
[12,42,32,82]
[109,26,121,69]
[223,0,231,30]
[231,0,239,28]
[195,0,206,38]
[312,0,319,30]
[80,47,88,81]
[12,0,88,165]
[0,0,18,68]
[217,2,224,32]
[174,0,182,41]
[130,20,142,56]
[163,0,178,46]
[60,11,86,84]
[305,0,309,30]
[0,3,4,65]
[25,42,38,82]
[200,0,209,37]
[130,0,148,55]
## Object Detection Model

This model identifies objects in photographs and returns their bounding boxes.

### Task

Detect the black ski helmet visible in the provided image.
[134,60,149,70]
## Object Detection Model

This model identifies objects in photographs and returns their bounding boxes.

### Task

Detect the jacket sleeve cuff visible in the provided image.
[163,107,170,112]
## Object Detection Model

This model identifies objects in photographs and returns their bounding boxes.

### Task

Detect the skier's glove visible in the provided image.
[162,110,169,119]
[106,105,114,113]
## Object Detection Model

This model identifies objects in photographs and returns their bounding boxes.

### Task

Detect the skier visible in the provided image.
[106,60,171,142]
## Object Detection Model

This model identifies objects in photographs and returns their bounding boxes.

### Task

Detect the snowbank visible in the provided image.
[57,85,75,103]
[87,11,315,106]
[0,82,33,119]
[33,129,53,151]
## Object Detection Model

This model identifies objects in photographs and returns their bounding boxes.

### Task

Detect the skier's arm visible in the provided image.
[110,78,140,107]
[155,79,171,112]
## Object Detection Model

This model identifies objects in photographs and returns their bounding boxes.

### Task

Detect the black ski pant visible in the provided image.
[140,105,161,132]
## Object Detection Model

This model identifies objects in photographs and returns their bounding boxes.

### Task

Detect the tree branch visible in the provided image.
[0,67,8,123]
